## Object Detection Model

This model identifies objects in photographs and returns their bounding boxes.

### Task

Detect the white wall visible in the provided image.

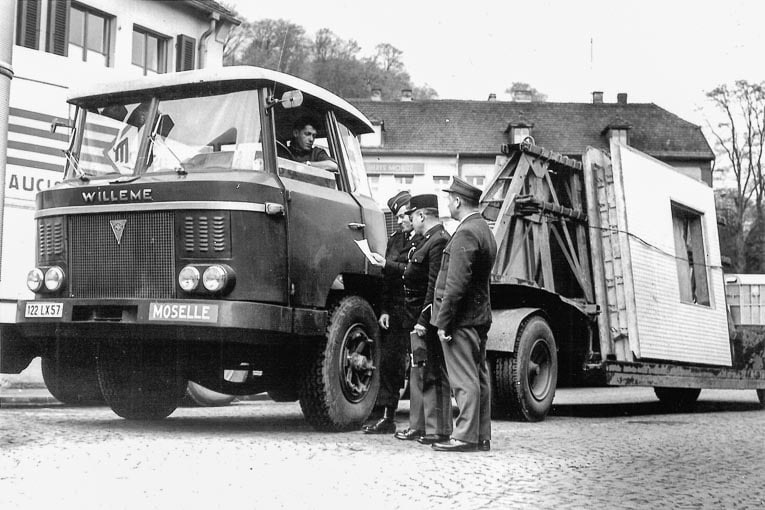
[615,143,731,366]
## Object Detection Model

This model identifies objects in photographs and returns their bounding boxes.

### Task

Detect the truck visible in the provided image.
[0,66,387,431]
[2,65,763,428]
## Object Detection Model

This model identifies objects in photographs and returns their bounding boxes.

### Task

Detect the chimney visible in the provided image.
[400,89,413,101]
[617,92,628,105]
[592,91,604,104]
[487,93,497,101]
[370,88,382,101]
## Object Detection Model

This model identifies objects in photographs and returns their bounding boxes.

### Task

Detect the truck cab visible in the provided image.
[1,66,387,430]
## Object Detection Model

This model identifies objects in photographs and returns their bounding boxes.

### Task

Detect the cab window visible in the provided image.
[336,122,372,197]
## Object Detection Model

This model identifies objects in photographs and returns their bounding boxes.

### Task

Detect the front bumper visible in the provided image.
[12,298,327,342]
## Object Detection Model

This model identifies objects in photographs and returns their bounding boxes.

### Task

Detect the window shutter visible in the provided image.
[176,34,196,71]
[15,0,40,49]
[46,0,70,56]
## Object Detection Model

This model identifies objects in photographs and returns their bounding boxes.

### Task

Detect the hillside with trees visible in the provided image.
[223,18,437,101]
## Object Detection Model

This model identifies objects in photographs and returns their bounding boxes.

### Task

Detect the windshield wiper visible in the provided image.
[63,149,89,182]
[151,134,187,175]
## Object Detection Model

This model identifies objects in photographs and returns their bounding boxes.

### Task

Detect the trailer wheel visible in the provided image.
[41,343,103,405]
[97,340,187,420]
[496,315,558,422]
[299,295,380,431]
[653,387,701,411]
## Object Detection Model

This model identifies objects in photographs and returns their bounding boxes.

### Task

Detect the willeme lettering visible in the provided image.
[81,188,152,203]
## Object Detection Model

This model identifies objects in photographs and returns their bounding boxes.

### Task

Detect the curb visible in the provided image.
[0,389,60,406]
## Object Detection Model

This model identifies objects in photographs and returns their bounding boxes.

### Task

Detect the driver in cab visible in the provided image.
[286,116,339,171]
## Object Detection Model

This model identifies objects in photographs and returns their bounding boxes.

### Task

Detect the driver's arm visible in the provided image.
[309,159,338,171]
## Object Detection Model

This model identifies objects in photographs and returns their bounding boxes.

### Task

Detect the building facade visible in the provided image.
[353,92,715,224]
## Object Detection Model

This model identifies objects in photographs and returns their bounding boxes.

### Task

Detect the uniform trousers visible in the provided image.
[408,327,452,435]
[375,324,409,409]
[441,326,491,443]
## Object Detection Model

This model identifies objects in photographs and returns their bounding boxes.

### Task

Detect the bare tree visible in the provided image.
[706,81,765,272]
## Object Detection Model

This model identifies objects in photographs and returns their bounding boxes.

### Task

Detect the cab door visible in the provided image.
[333,120,387,256]
[280,113,365,308]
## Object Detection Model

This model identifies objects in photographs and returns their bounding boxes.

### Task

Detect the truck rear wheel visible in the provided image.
[299,295,381,431]
[654,387,701,411]
[41,343,103,405]
[493,315,557,422]
[97,340,187,420]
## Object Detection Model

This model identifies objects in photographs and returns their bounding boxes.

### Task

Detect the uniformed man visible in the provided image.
[430,177,497,453]
[393,194,453,445]
[362,190,418,433]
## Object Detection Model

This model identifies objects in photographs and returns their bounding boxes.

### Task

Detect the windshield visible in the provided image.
[72,89,263,179]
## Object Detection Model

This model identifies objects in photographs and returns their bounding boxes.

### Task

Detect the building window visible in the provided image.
[394,175,413,186]
[466,175,485,189]
[512,127,531,144]
[672,203,710,306]
[63,3,111,65]
[433,176,450,190]
[176,34,196,71]
[368,174,381,196]
[360,123,383,148]
[132,27,168,75]
[16,0,41,49]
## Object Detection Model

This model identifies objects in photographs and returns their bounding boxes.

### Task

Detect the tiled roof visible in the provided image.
[351,99,713,161]
[181,0,240,24]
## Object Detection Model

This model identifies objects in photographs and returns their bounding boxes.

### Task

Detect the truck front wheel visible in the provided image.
[299,295,381,431]
[97,340,187,420]
[41,342,103,405]
[493,315,557,422]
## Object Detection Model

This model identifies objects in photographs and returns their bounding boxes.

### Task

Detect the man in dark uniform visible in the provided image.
[285,116,338,171]
[362,191,418,433]
[431,177,497,453]
[393,194,453,444]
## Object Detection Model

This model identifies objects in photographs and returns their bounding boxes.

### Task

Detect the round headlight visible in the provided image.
[178,265,200,292]
[203,265,228,292]
[27,268,44,292]
[44,266,65,291]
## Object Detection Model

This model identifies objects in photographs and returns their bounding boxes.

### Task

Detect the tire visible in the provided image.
[268,388,299,402]
[494,315,558,422]
[184,381,236,407]
[97,340,187,420]
[757,389,765,409]
[299,295,381,431]
[41,344,104,405]
[654,387,701,411]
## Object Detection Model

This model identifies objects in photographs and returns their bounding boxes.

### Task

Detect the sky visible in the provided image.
[227,0,765,127]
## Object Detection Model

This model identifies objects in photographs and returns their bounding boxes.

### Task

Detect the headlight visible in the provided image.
[44,266,65,291]
[27,268,44,292]
[203,265,229,292]
[178,265,200,292]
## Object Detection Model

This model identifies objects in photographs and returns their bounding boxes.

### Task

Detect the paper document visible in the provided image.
[354,239,377,264]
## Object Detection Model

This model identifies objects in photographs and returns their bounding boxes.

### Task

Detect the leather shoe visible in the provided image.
[478,440,491,452]
[394,428,424,441]
[416,433,450,445]
[362,417,396,434]
[431,438,478,452]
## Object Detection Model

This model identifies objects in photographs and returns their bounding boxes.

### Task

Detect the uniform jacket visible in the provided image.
[381,229,420,329]
[403,224,450,329]
[431,213,497,332]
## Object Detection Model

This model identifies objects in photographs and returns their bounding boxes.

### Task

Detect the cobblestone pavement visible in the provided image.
[1,387,764,509]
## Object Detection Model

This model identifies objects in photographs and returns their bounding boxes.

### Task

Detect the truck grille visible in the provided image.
[69,212,176,299]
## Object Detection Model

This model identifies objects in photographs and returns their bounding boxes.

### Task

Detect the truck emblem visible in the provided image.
[110,219,127,244]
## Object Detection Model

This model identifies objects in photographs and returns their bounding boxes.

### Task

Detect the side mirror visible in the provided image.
[50,117,74,134]
[280,90,303,109]
[266,90,304,110]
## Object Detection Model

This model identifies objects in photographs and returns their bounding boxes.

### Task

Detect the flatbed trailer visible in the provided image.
[482,140,765,421]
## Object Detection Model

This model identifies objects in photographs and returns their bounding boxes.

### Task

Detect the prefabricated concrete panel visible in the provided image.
[614,143,731,366]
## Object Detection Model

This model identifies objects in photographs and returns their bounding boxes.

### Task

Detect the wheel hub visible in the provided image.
[340,324,376,402]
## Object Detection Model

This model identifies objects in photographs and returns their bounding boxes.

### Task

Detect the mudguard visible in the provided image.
[486,307,543,353]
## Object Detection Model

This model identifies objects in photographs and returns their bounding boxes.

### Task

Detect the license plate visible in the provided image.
[25,302,63,318]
